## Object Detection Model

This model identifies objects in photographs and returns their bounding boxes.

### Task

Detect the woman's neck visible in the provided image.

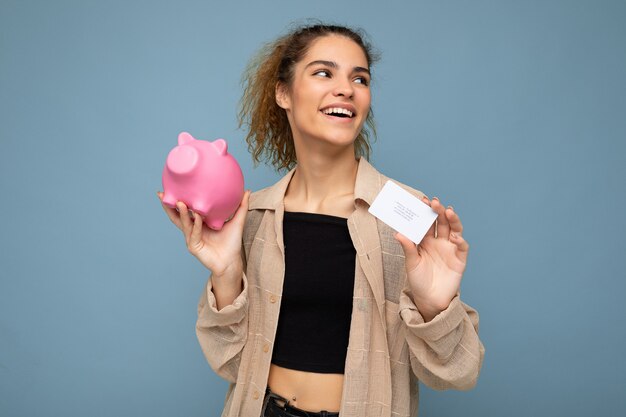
[284,149,358,217]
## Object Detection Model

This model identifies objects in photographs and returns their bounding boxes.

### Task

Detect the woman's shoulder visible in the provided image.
[241,179,285,240]
[368,161,428,201]
[384,175,427,200]
[248,186,272,209]
[246,168,296,212]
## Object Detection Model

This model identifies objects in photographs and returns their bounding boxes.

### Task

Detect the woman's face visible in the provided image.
[277,35,371,151]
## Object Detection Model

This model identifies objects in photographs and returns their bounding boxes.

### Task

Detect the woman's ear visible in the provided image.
[275,82,290,110]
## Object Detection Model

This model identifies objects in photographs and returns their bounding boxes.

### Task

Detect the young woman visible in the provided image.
[159,23,484,417]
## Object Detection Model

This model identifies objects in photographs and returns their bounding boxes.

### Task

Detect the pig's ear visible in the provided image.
[178,132,194,145]
[213,139,228,155]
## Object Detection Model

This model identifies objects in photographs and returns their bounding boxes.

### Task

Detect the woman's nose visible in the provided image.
[333,77,354,98]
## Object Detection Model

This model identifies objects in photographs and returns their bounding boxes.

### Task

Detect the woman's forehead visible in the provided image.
[300,35,369,69]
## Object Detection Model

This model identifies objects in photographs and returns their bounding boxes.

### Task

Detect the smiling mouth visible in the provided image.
[321,107,355,118]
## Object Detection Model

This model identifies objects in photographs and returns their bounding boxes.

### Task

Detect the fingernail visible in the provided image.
[450,232,456,238]
[447,205,454,211]
[432,196,439,201]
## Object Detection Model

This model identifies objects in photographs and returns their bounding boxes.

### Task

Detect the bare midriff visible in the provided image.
[267,363,343,412]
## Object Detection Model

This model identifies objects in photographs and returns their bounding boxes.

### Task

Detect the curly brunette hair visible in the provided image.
[238,22,379,172]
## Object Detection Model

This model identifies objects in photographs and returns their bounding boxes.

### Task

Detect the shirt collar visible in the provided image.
[248,157,383,211]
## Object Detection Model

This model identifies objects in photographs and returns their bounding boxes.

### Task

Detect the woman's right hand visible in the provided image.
[157,190,251,279]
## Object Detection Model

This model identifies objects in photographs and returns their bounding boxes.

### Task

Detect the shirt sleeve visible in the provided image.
[398,286,485,391]
[195,270,249,384]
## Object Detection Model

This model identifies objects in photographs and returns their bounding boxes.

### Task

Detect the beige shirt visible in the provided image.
[196,157,485,417]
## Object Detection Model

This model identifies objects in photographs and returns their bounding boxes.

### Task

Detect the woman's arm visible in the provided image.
[158,190,251,383]
[196,260,249,384]
[399,289,485,390]
[394,194,485,390]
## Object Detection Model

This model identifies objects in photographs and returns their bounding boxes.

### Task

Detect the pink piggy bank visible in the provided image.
[161,132,244,230]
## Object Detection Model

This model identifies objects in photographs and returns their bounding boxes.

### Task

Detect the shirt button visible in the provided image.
[263,343,270,353]
[253,390,260,400]
[269,295,277,303]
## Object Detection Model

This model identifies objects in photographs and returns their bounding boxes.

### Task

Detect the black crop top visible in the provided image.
[271,211,356,374]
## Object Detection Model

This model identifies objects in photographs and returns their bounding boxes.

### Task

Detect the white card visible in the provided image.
[368,180,438,245]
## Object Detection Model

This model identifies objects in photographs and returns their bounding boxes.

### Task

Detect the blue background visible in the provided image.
[1,0,625,416]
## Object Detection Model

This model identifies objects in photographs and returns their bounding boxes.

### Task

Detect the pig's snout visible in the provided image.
[166,145,199,176]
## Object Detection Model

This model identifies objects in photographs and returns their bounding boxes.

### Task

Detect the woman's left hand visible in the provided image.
[394,196,469,322]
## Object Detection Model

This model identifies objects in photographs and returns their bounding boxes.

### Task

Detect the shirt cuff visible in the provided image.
[201,271,249,327]
[399,288,466,342]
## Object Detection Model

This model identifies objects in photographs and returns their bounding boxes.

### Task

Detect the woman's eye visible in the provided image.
[314,70,330,77]
[354,77,369,86]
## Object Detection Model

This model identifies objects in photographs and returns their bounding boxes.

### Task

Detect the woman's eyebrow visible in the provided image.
[305,60,370,76]
[353,66,371,76]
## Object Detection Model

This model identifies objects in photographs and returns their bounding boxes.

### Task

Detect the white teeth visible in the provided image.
[322,107,353,117]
